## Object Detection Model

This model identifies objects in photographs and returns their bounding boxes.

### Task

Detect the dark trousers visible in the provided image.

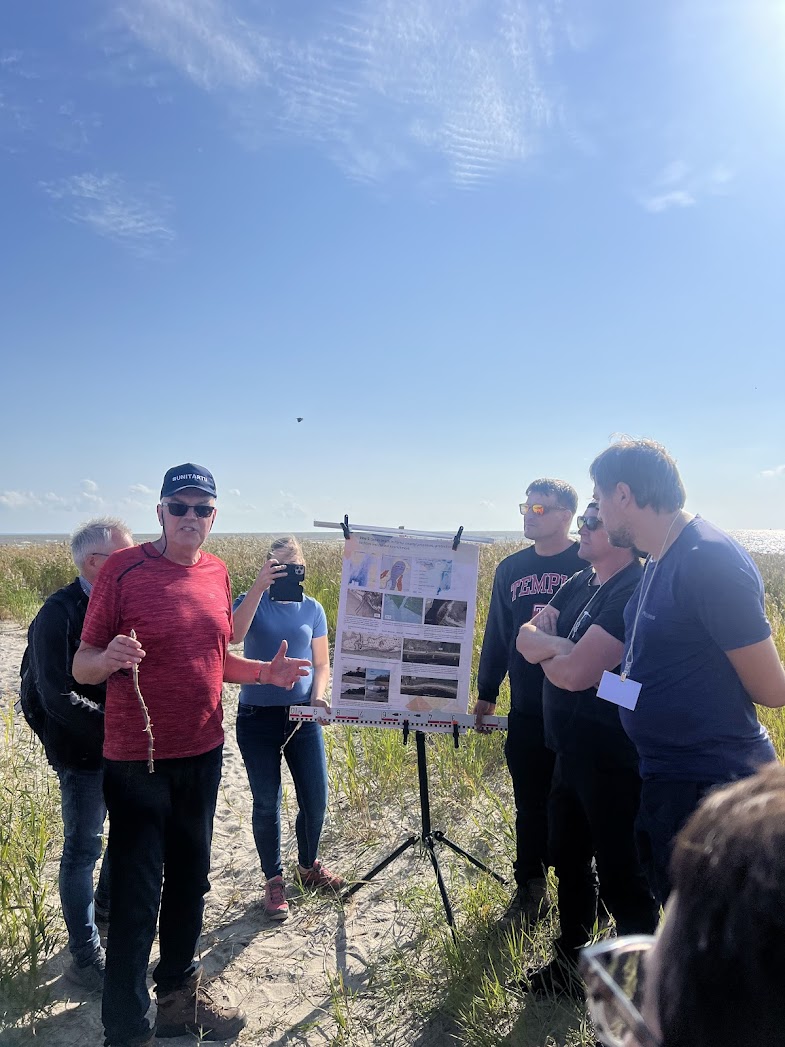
[101,745,223,1047]
[235,704,328,880]
[636,778,715,908]
[504,709,555,886]
[549,754,658,955]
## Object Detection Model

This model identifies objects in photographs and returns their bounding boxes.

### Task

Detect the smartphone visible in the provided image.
[270,563,306,602]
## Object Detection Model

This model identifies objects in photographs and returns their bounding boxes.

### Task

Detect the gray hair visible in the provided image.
[71,516,133,570]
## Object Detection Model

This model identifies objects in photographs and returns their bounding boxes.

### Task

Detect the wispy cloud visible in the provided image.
[82,478,99,492]
[115,0,273,90]
[0,487,107,512]
[129,483,155,495]
[642,161,735,213]
[113,0,575,189]
[761,465,785,479]
[40,172,175,253]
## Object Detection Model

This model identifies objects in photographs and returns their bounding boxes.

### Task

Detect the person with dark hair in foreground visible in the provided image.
[581,763,785,1047]
[73,464,310,1047]
[589,437,785,904]
[475,478,583,926]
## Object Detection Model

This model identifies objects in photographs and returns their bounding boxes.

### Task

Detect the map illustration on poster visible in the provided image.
[333,531,480,716]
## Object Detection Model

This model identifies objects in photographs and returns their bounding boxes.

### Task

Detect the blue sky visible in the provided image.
[2,0,784,535]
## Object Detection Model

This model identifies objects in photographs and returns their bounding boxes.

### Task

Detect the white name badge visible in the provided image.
[597,671,642,711]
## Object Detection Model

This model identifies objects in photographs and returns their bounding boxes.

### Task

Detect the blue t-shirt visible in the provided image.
[620,517,775,782]
[234,592,328,707]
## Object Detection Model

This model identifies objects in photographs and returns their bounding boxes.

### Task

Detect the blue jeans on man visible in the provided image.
[235,704,328,879]
[56,766,110,967]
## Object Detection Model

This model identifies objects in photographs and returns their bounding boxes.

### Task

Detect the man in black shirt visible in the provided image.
[475,478,582,926]
[517,502,657,995]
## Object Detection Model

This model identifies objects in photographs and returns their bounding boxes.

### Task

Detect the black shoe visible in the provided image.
[524,956,585,1000]
[498,878,550,930]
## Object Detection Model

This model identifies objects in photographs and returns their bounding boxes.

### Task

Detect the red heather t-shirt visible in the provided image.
[81,544,232,761]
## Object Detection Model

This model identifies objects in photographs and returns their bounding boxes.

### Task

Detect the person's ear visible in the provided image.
[616,482,633,508]
[156,503,163,527]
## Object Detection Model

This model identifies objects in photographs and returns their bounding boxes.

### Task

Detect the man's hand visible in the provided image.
[530,605,560,635]
[473,698,497,732]
[266,640,311,689]
[103,634,145,674]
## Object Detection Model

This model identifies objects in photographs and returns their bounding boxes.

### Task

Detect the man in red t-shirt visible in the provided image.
[73,463,310,1047]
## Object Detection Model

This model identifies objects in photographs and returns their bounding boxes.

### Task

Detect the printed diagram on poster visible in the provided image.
[333,531,480,716]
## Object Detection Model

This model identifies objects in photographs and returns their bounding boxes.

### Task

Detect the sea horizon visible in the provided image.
[3,529,785,555]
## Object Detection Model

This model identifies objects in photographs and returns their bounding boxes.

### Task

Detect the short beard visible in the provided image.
[608,523,636,549]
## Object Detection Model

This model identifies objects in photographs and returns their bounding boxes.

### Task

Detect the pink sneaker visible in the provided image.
[297,859,346,892]
[263,875,289,921]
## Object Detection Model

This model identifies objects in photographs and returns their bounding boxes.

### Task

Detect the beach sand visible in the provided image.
[0,628,456,1047]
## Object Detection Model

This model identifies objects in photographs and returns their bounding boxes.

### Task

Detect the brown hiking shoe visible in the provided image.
[156,971,247,1040]
[498,877,551,930]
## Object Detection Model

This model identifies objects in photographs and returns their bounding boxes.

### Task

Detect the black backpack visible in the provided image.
[19,630,47,742]
[18,589,84,744]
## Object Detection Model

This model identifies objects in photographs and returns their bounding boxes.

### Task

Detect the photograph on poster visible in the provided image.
[347,552,380,589]
[400,675,459,702]
[383,595,423,624]
[402,638,461,667]
[341,630,403,660]
[346,589,383,619]
[415,559,453,594]
[338,667,391,704]
[423,598,467,628]
[379,557,411,592]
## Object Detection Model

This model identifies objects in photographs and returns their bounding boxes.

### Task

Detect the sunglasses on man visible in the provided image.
[163,502,215,518]
[519,503,569,516]
[576,515,603,532]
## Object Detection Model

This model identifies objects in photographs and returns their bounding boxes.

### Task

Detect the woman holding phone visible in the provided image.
[232,536,344,921]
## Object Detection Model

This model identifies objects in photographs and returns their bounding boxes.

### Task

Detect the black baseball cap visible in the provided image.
[160,463,217,500]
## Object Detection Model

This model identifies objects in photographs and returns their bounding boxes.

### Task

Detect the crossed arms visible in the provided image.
[516,605,623,691]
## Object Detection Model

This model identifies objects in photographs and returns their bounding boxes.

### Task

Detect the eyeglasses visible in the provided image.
[519,503,568,516]
[163,502,215,518]
[579,936,661,1047]
[577,515,603,532]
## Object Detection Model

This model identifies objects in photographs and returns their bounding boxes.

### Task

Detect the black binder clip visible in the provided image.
[452,525,463,550]
[452,722,460,749]
[402,719,410,745]
[341,514,351,539]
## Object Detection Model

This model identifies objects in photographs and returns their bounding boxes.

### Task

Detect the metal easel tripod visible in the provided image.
[342,727,506,939]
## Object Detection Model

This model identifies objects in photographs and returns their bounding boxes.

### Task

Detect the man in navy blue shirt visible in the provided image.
[590,437,785,903]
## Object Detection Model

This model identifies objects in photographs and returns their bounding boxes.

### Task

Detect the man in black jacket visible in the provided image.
[474,479,582,927]
[25,517,133,989]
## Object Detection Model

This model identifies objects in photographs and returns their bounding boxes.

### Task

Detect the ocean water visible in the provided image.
[2,529,785,554]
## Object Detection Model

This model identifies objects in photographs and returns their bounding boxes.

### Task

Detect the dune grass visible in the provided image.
[1,536,785,1045]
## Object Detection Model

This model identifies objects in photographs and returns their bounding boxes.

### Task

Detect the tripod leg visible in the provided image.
[424,839,456,940]
[433,832,507,885]
[342,835,419,903]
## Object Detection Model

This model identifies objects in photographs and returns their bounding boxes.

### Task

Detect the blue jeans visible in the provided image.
[236,704,328,880]
[101,746,222,1047]
[56,766,110,967]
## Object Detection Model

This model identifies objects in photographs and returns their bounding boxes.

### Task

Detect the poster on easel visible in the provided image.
[332,530,480,716]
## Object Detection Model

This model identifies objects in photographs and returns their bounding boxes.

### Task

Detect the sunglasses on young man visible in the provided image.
[579,936,661,1047]
[163,502,215,518]
[519,503,569,516]
[576,515,603,532]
